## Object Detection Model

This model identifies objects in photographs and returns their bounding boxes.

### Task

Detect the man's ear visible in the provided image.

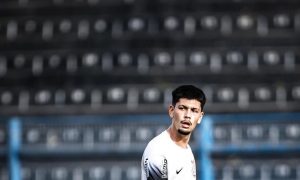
[197,116,202,124]
[197,112,204,124]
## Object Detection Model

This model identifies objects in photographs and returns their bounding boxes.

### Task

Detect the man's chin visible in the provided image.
[178,128,191,135]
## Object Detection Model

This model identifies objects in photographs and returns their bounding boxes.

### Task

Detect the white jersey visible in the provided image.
[141,130,197,180]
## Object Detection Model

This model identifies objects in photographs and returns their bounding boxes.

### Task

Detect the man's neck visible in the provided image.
[167,127,190,149]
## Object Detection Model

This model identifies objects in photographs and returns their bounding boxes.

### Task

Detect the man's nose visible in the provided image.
[184,109,192,118]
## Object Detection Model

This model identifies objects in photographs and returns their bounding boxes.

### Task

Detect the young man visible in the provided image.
[141,85,206,180]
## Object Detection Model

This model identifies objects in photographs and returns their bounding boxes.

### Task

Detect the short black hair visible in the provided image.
[172,85,206,111]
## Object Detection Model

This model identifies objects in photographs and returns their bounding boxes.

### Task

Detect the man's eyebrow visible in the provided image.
[178,104,199,110]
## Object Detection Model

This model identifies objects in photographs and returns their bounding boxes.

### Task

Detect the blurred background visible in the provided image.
[0,0,300,179]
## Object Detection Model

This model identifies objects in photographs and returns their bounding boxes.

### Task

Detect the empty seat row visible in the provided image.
[0,87,169,111]
[213,121,300,145]
[22,123,168,148]
[0,49,299,76]
[1,0,300,7]
[209,85,300,103]
[21,161,140,180]
[21,121,200,151]
[0,0,145,7]
[0,12,299,42]
[214,158,300,180]
[0,84,299,114]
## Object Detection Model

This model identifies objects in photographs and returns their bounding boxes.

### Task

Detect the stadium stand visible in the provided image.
[0,0,300,179]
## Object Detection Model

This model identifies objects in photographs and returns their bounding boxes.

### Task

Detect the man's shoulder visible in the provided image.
[144,130,169,153]
[149,130,169,145]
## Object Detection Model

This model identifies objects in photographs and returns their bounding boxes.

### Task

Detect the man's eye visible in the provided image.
[192,109,199,113]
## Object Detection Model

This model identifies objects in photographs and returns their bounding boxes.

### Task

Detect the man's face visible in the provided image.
[169,98,204,136]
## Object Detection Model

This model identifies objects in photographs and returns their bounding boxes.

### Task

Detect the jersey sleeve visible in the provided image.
[141,154,168,180]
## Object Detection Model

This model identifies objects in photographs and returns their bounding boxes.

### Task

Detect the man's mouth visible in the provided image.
[181,121,191,128]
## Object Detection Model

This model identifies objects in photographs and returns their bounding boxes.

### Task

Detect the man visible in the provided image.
[141,85,206,180]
